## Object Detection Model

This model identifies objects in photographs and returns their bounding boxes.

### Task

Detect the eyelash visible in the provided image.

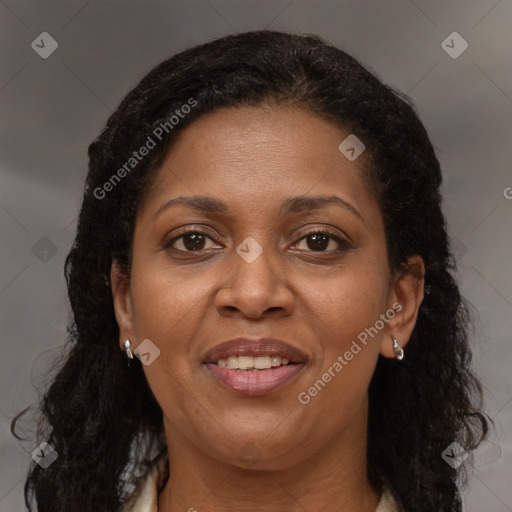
[164,227,351,254]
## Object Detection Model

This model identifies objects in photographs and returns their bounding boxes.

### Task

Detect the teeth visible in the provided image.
[254,356,271,369]
[216,355,291,370]
[238,356,253,369]
[270,356,281,367]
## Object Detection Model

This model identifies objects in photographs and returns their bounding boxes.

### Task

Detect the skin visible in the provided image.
[111,105,424,512]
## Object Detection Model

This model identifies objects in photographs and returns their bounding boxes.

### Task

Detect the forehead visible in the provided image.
[139,105,378,223]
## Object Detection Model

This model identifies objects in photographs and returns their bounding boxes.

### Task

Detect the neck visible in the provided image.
[157,398,380,512]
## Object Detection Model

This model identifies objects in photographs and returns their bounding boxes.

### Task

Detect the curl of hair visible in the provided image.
[12,30,492,512]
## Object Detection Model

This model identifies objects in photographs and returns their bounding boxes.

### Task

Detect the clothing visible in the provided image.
[120,456,402,512]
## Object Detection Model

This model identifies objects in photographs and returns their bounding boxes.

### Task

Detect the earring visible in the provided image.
[392,335,404,360]
[124,339,134,359]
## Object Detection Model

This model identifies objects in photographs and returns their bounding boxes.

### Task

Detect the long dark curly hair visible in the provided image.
[12,30,492,512]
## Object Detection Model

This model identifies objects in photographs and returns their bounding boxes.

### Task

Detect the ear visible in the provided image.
[379,255,425,358]
[111,260,136,352]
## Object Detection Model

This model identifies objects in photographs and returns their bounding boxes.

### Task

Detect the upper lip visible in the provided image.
[203,337,308,364]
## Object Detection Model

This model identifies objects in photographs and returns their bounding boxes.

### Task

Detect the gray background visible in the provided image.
[1,1,511,510]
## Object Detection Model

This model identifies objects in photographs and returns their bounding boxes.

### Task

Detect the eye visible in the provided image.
[164,228,351,254]
[165,229,221,252]
[292,230,350,253]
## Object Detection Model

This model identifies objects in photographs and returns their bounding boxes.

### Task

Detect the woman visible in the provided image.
[13,30,492,512]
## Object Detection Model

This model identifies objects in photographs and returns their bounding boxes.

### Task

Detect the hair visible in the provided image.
[12,30,492,512]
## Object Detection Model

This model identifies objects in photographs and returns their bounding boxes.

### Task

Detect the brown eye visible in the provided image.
[293,231,350,253]
[166,230,219,252]
[180,233,207,251]
[306,233,330,251]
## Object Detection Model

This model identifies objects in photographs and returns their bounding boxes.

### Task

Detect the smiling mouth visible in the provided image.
[214,355,294,371]
[202,337,308,395]
[204,357,305,396]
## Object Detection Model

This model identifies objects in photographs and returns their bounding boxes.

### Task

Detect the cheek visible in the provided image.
[303,259,389,349]
[128,262,208,434]
[296,282,381,435]
[296,256,389,411]
[129,258,209,342]
[128,258,219,405]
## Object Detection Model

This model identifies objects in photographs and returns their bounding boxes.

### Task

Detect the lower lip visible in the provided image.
[204,363,305,396]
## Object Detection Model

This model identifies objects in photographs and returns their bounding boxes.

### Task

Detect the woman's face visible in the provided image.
[112,105,422,470]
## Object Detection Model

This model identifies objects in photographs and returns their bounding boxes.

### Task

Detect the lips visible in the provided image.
[203,337,308,396]
[203,337,308,364]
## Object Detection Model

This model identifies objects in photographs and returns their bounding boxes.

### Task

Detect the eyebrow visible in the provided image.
[153,194,365,223]
[281,195,364,223]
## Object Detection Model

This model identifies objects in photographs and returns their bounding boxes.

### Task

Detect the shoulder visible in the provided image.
[375,487,403,512]
[119,455,168,512]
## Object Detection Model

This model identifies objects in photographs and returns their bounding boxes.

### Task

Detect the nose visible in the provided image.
[214,245,295,320]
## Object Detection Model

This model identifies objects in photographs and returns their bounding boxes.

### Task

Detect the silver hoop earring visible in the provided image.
[124,339,134,359]
[392,335,404,360]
